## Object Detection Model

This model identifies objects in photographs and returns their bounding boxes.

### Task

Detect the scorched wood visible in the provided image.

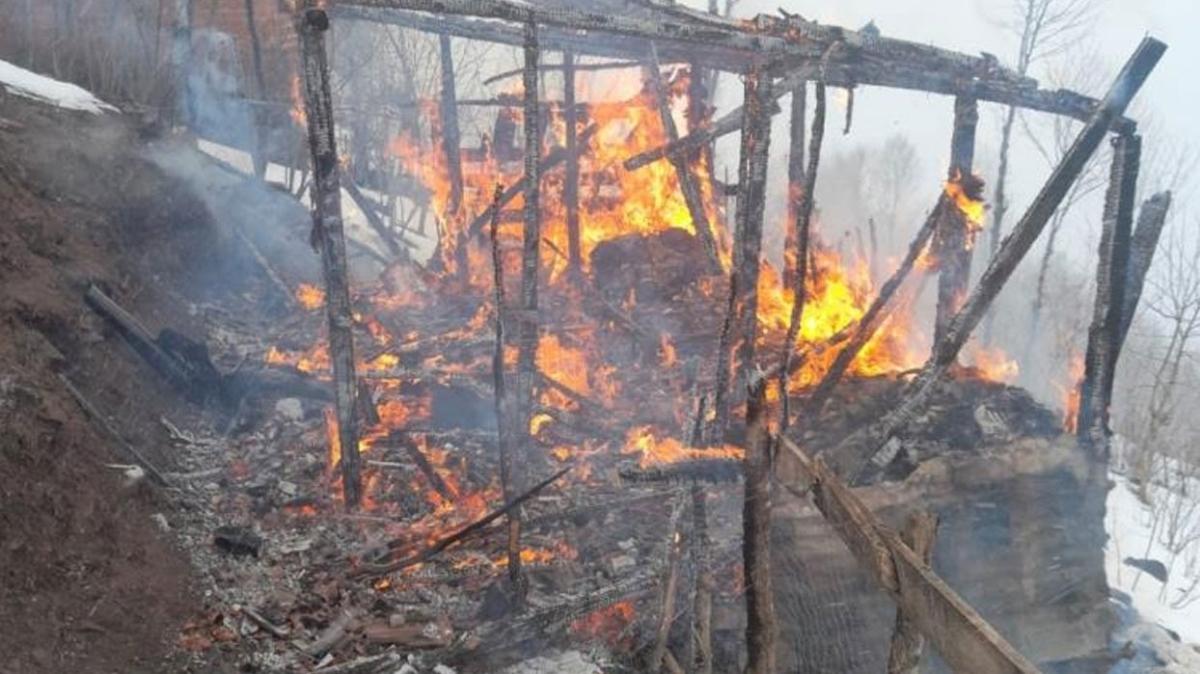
[780,81,825,432]
[933,97,979,346]
[1117,191,1173,352]
[563,50,582,282]
[825,37,1166,485]
[887,510,940,674]
[743,376,777,674]
[298,5,363,508]
[1078,133,1140,451]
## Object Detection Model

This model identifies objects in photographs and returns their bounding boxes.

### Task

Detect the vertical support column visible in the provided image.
[645,44,721,271]
[1078,133,1140,451]
[1118,191,1172,351]
[742,376,777,674]
[783,82,807,289]
[933,96,978,347]
[509,20,542,604]
[172,0,194,128]
[886,511,940,674]
[297,5,361,509]
[243,0,268,178]
[563,50,583,282]
[438,32,464,215]
[731,67,774,391]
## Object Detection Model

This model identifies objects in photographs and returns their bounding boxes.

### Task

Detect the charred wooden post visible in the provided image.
[691,482,714,674]
[648,492,688,672]
[780,82,825,433]
[563,50,583,282]
[886,510,940,674]
[743,375,777,674]
[645,44,720,271]
[243,0,268,178]
[508,20,542,605]
[803,201,945,420]
[1077,132,1141,451]
[707,273,737,446]
[731,68,774,392]
[933,96,979,346]
[1118,191,1173,351]
[783,82,806,287]
[298,5,363,508]
[438,32,465,215]
[826,38,1166,484]
[779,438,1042,674]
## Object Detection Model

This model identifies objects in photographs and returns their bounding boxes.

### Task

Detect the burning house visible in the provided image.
[0,0,1190,673]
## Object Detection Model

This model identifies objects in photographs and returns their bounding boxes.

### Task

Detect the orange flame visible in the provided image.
[1059,353,1085,432]
[622,426,742,468]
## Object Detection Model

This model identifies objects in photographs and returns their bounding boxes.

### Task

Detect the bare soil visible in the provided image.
[0,93,238,674]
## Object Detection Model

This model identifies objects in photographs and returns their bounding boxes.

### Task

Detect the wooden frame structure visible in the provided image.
[292,0,1168,670]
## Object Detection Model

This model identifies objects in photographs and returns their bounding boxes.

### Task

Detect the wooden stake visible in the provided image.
[243,0,268,178]
[1078,132,1140,451]
[438,32,465,215]
[779,81,825,433]
[731,67,774,394]
[648,492,687,672]
[886,510,940,674]
[563,50,583,282]
[933,96,978,346]
[825,38,1166,485]
[298,5,363,508]
[743,375,777,674]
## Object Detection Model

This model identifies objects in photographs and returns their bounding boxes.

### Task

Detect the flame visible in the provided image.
[296,283,325,310]
[1059,353,1085,432]
[622,426,742,468]
[289,74,306,128]
[659,333,678,368]
[571,600,636,646]
[945,170,986,246]
[966,345,1020,384]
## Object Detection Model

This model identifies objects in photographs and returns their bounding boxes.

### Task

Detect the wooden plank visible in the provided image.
[1117,191,1172,350]
[743,377,777,674]
[887,511,939,674]
[778,438,1041,674]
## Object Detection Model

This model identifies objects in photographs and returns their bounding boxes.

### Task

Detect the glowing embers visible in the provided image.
[944,169,987,242]
[1059,353,1085,433]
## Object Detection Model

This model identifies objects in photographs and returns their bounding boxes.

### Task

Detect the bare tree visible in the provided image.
[985,0,1099,342]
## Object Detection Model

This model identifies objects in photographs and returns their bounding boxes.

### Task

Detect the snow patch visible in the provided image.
[1105,444,1200,648]
[0,58,116,114]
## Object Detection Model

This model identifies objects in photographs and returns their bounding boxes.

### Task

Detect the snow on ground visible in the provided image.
[0,58,116,114]
[1105,440,1200,649]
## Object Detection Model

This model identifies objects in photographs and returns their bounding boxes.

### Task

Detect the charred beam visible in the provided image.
[438,33,465,215]
[354,467,569,577]
[298,5,362,508]
[648,492,688,672]
[1117,191,1173,351]
[619,459,743,484]
[731,68,774,393]
[508,20,542,605]
[826,37,1165,485]
[1078,133,1140,451]
[779,82,825,432]
[563,50,583,282]
[933,96,979,346]
[743,376,777,674]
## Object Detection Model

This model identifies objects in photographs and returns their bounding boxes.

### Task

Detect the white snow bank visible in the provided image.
[0,58,116,114]
[1106,446,1200,648]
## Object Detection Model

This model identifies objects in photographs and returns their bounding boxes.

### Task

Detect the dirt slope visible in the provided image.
[0,93,232,673]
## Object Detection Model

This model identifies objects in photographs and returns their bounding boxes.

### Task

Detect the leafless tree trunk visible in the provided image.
[984,0,1098,342]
